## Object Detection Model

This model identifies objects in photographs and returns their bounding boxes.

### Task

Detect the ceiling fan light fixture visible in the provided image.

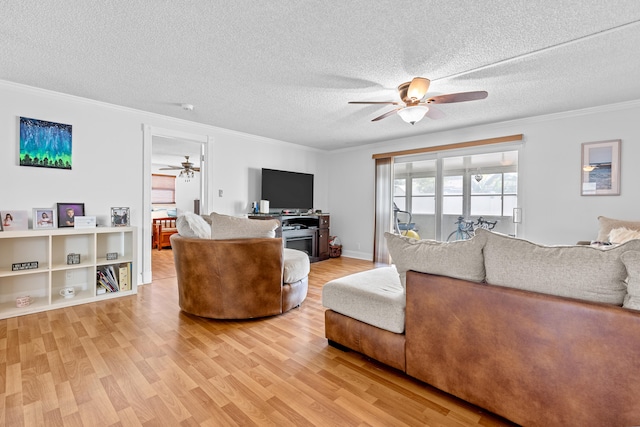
[406,77,430,101]
[397,105,429,125]
[179,168,195,182]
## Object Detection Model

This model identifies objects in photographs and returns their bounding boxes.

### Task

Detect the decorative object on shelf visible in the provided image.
[581,139,621,196]
[56,203,85,228]
[12,261,38,271]
[106,252,119,260]
[1,210,29,231]
[111,207,130,226]
[33,208,56,229]
[259,200,269,214]
[66,253,81,264]
[19,117,72,170]
[15,295,32,308]
[74,216,96,229]
[59,287,75,299]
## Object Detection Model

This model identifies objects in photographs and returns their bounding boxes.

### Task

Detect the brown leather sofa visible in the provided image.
[171,235,308,319]
[325,271,640,426]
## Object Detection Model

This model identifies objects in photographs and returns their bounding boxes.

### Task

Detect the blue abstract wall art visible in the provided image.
[19,117,72,169]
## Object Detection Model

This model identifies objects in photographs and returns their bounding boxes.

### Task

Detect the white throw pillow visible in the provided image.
[385,232,487,289]
[176,212,211,239]
[596,216,640,242]
[210,212,278,239]
[609,227,640,245]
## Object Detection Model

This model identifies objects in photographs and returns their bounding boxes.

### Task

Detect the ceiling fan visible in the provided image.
[160,155,200,179]
[349,77,488,125]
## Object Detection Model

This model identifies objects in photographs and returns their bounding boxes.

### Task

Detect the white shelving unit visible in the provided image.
[0,226,137,319]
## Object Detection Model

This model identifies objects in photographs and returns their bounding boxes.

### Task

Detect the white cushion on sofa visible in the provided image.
[322,266,405,334]
[480,228,640,305]
[283,248,310,283]
[385,232,486,289]
[209,212,279,239]
[176,212,211,239]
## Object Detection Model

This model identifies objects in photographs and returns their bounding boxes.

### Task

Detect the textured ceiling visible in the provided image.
[2,1,640,151]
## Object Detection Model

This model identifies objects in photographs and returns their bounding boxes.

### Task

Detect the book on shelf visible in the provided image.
[97,266,119,292]
[96,262,132,293]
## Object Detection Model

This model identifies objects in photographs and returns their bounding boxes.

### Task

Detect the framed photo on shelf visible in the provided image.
[33,208,56,229]
[111,207,130,227]
[1,210,29,231]
[581,139,621,196]
[57,203,85,228]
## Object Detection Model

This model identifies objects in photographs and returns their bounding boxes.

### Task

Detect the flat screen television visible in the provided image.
[261,168,314,212]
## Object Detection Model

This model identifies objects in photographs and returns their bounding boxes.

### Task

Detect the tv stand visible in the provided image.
[249,214,330,262]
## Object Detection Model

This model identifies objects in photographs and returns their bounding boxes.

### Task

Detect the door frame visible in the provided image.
[141,124,213,284]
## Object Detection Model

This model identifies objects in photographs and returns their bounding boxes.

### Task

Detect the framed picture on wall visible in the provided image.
[111,207,130,227]
[57,203,85,228]
[581,139,621,196]
[19,117,72,170]
[33,208,56,229]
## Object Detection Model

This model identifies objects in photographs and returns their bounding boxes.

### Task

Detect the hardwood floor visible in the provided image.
[0,251,516,426]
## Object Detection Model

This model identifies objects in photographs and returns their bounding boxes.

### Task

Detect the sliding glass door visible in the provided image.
[392,145,521,242]
[393,157,438,240]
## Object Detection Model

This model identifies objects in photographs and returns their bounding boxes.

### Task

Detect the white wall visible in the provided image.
[210,131,328,215]
[0,80,329,284]
[328,101,640,259]
[4,79,638,266]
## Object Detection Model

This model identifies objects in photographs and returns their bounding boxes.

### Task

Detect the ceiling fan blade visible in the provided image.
[159,166,182,170]
[424,105,446,120]
[372,109,401,122]
[193,167,201,172]
[427,91,488,104]
[349,101,400,105]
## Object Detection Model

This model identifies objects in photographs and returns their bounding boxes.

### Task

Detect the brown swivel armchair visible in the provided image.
[170,235,309,319]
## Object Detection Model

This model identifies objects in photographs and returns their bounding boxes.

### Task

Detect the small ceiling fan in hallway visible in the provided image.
[160,155,200,179]
[349,77,488,125]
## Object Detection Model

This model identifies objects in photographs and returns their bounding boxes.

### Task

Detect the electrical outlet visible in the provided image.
[357,243,361,250]
[66,270,72,281]
[218,189,223,197]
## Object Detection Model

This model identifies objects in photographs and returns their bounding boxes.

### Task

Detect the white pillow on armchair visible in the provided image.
[176,212,211,239]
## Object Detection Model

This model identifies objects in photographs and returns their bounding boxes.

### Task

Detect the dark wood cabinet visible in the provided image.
[317,215,330,261]
[249,213,330,262]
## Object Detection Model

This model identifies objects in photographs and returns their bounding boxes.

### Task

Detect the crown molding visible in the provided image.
[329,98,640,155]
[0,79,323,154]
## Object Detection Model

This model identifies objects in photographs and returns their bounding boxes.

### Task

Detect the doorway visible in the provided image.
[142,125,212,284]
